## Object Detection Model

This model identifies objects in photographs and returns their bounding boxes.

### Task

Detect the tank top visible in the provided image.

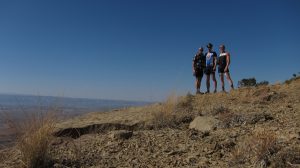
[219,52,227,67]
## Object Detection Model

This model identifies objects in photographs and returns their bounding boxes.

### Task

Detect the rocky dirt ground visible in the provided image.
[0,78,299,168]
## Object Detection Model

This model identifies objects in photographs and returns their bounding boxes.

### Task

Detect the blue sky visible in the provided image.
[0,0,299,101]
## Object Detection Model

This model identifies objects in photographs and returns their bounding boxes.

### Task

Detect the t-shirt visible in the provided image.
[205,51,217,67]
[193,53,206,70]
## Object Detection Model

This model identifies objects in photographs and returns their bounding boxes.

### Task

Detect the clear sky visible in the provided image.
[0,0,299,101]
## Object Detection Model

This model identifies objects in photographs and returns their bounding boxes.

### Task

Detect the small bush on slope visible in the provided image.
[5,111,58,168]
[230,129,278,167]
[151,94,194,129]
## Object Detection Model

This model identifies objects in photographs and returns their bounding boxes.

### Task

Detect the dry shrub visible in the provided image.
[230,129,278,167]
[161,93,178,115]
[151,94,193,129]
[272,146,300,168]
[176,93,194,112]
[4,111,58,168]
[212,105,245,128]
[151,94,178,129]
[217,112,237,128]
[0,152,4,163]
[211,104,230,116]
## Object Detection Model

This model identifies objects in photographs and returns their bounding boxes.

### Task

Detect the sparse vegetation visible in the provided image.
[272,147,300,167]
[151,94,178,129]
[151,94,195,129]
[256,80,269,86]
[231,130,278,167]
[238,77,257,88]
[210,104,230,116]
[1,77,299,167]
[238,78,271,87]
[285,73,300,84]
[4,111,58,168]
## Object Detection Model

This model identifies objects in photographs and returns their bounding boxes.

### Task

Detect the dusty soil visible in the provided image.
[1,78,299,168]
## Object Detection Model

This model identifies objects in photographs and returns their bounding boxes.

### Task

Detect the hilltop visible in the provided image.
[1,78,299,168]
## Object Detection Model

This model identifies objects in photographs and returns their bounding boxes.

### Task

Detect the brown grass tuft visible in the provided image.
[211,104,230,116]
[230,129,278,167]
[5,111,58,168]
[151,94,194,129]
[151,94,178,129]
[272,146,300,167]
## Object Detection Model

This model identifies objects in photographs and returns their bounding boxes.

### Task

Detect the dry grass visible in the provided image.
[151,94,179,129]
[151,94,194,129]
[210,104,230,116]
[230,129,278,167]
[3,111,58,168]
[250,130,278,165]
[0,152,4,163]
[272,146,300,168]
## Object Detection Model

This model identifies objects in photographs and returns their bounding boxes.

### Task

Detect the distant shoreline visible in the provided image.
[0,94,152,148]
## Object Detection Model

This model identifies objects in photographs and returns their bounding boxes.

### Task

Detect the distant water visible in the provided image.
[0,94,150,146]
[0,94,149,118]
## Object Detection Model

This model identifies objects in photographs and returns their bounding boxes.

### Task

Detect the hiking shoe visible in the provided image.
[196,91,204,95]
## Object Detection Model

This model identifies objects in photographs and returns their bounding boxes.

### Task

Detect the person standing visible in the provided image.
[218,44,234,92]
[193,47,206,94]
[205,43,218,93]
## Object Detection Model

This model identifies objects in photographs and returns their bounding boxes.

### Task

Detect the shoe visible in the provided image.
[213,90,217,93]
[205,91,210,94]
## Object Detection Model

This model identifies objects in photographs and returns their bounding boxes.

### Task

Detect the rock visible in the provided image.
[189,116,219,132]
[109,130,133,140]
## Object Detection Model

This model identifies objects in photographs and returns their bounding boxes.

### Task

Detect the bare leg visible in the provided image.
[199,76,202,92]
[225,72,234,89]
[206,74,210,93]
[195,78,200,92]
[220,73,225,91]
[212,73,217,93]
[195,77,202,93]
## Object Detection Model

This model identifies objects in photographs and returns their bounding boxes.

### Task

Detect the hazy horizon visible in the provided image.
[0,92,154,103]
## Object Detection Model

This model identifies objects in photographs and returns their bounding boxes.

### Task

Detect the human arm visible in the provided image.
[192,58,196,74]
[213,52,217,71]
[224,53,231,71]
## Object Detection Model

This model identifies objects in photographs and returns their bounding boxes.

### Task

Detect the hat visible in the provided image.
[207,43,213,48]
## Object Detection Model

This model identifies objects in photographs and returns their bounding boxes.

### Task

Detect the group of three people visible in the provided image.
[193,43,234,94]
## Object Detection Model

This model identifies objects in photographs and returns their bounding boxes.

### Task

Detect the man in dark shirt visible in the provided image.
[193,47,206,94]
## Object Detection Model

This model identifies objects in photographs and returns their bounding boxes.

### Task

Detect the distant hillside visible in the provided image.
[0,94,150,116]
[0,78,299,168]
[0,94,150,148]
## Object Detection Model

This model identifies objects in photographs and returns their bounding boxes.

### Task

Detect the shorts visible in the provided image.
[194,68,204,78]
[204,66,215,75]
[218,66,229,73]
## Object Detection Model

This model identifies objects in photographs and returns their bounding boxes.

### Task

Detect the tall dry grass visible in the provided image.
[151,94,179,129]
[151,93,195,129]
[3,111,58,168]
[230,129,278,167]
